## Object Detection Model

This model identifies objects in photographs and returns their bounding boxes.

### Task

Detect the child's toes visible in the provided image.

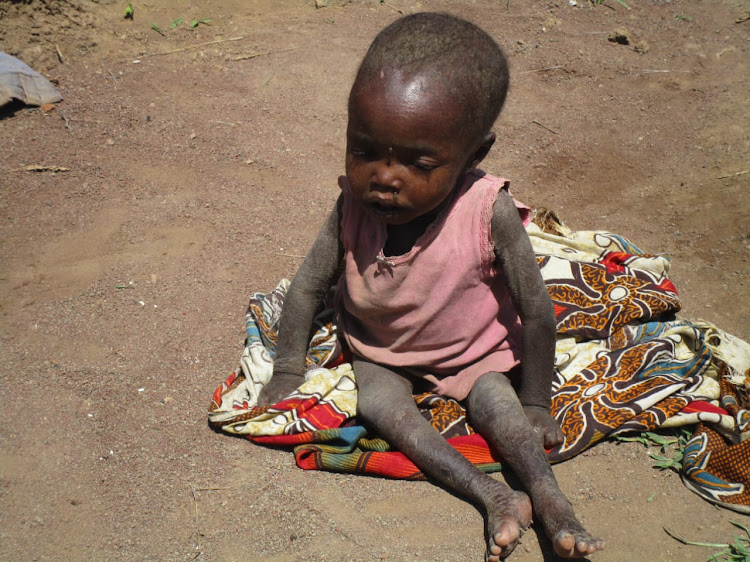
[553,530,605,558]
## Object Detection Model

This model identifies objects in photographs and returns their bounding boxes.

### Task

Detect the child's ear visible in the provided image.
[467,132,496,170]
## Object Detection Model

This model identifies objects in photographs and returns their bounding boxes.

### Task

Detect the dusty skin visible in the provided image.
[1,1,748,560]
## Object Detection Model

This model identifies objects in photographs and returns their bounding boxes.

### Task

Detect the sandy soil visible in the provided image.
[1,0,748,560]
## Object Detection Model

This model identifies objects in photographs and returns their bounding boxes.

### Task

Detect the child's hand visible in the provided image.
[257,372,304,407]
[522,405,564,448]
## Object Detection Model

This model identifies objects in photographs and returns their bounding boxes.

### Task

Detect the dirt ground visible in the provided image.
[1,0,748,560]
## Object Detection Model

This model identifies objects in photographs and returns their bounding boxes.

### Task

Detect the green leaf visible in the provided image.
[730,521,750,537]
[732,537,748,554]
[170,18,183,28]
[643,431,677,446]
[664,527,728,548]
[649,453,680,470]
[151,23,165,36]
[124,3,134,19]
[613,434,651,446]
[189,18,212,28]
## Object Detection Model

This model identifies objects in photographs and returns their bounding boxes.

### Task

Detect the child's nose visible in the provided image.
[371,159,403,192]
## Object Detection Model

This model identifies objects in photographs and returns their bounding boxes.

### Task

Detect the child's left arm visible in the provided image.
[491,190,564,447]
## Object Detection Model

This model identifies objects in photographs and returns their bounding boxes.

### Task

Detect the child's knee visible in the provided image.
[355,364,416,423]
[468,371,517,410]
[473,371,514,394]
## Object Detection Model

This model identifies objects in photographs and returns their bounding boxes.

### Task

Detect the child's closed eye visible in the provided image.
[348,141,439,172]
[349,146,377,160]
[411,158,439,172]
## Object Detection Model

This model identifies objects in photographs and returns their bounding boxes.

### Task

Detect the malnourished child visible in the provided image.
[258,12,604,560]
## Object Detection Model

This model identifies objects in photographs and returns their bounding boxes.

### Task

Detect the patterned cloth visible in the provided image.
[209,210,750,514]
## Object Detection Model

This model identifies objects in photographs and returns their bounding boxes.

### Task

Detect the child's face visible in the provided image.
[346,72,480,226]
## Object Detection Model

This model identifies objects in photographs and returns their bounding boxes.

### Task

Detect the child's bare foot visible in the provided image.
[534,490,605,558]
[483,484,533,562]
[551,526,605,558]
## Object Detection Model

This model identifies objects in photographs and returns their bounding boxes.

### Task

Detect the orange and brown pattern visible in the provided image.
[682,423,750,514]
[415,393,474,438]
[542,255,681,340]
[548,337,704,461]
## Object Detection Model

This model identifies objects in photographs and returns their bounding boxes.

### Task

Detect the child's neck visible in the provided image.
[382,174,467,257]
[384,222,425,257]
[383,206,442,257]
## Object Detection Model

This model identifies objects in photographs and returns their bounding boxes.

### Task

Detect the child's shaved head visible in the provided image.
[351,12,509,145]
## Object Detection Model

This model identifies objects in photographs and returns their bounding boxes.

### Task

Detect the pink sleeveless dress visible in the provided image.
[335,170,532,400]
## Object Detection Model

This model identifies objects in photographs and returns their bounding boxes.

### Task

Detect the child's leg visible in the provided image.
[467,371,605,558]
[354,357,531,561]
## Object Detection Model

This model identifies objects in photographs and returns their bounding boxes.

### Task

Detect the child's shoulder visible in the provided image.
[466,170,533,228]
[462,170,513,209]
[466,169,509,191]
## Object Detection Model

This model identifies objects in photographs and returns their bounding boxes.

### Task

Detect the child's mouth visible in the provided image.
[367,200,401,219]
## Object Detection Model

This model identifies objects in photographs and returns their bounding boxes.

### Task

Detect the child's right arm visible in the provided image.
[257,196,344,406]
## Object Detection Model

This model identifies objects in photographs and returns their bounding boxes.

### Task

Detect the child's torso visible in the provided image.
[334,170,531,380]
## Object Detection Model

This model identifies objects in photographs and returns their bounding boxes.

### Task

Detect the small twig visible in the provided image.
[60,110,72,132]
[143,36,247,57]
[532,120,559,135]
[232,51,270,61]
[188,484,233,555]
[11,165,70,173]
[636,69,692,74]
[231,47,295,61]
[55,44,65,64]
[381,1,403,14]
[107,69,120,89]
[189,485,201,553]
[169,99,180,129]
[718,169,749,179]
[520,65,565,74]
[68,117,103,124]
[277,252,306,259]
[212,120,236,127]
